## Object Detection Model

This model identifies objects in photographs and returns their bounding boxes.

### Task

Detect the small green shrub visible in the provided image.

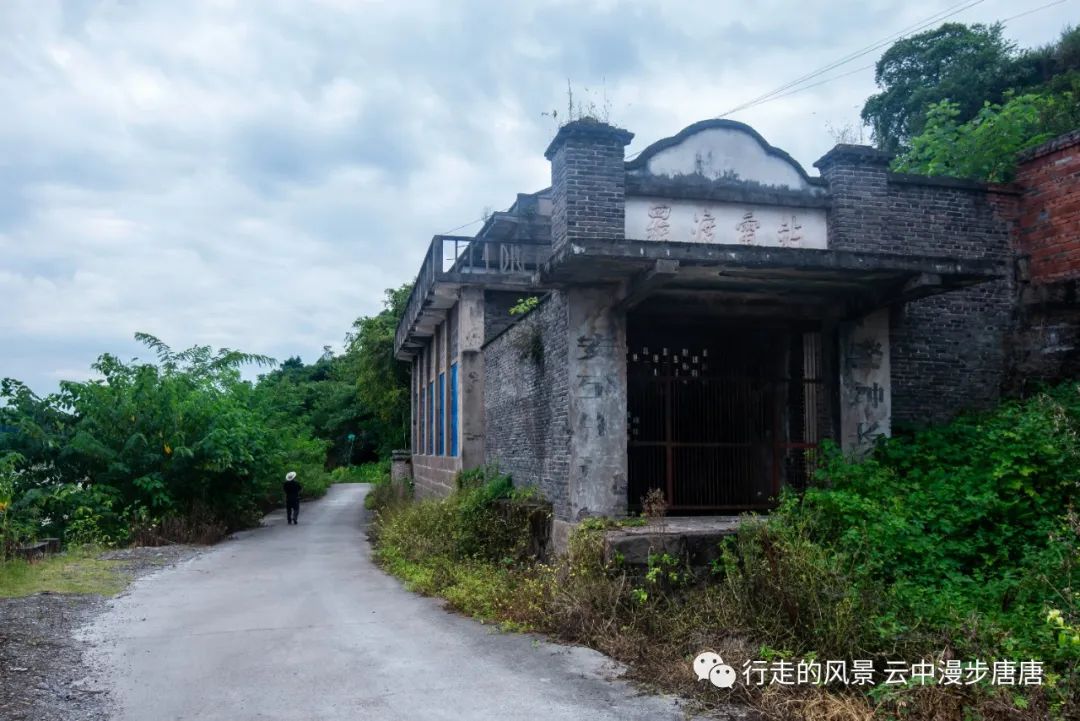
[508,296,539,316]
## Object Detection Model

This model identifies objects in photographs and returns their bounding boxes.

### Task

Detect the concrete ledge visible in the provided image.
[604,517,744,567]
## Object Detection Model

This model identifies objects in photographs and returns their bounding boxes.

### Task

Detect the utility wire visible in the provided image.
[714,0,1072,118]
[624,1,989,161]
[718,0,987,118]
[756,62,878,105]
[1000,0,1067,23]
[438,217,485,235]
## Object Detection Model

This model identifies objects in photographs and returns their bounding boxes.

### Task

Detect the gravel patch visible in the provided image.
[0,545,201,721]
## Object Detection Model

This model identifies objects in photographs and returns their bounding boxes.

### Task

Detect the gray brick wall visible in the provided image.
[817,148,1015,425]
[482,292,573,520]
[545,120,633,251]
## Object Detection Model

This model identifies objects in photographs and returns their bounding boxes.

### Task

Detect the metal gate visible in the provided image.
[627,324,825,512]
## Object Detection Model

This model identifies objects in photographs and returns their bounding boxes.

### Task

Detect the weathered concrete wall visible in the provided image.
[624,196,828,248]
[483,293,571,519]
[410,287,484,499]
[565,287,628,523]
[484,290,522,343]
[839,308,891,455]
[459,286,486,471]
[390,450,412,483]
[411,455,459,499]
[815,146,1015,425]
[634,123,813,190]
[412,314,456,498]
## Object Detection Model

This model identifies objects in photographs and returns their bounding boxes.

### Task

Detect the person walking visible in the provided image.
[283,471,302,525]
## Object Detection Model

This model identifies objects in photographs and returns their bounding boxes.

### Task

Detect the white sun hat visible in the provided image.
[285,471,297,481]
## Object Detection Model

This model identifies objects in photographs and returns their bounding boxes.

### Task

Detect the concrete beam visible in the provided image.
[616,259,680,310]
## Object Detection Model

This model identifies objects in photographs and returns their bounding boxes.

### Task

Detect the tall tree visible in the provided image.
[345,284,413,456]
[1009,25,1080,94]
[862,23,1021,153]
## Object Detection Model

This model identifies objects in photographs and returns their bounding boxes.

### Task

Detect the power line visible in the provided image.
[624,0,989,161]
[438,216,485,236]
[756,63,878,105]
[1001,0,1067,23]
[718,0,987,118]
[717,0,1072,118]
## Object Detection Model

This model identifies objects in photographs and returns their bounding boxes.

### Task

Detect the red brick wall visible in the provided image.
[1015,131,1080,284]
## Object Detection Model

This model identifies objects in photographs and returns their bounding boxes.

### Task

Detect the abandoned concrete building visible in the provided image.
[393,118,1080,545]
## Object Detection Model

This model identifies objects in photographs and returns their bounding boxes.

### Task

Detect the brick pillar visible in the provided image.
[544,119,634,253]
[813,144,892,253]
[1015,130,1080,284]
[457,286,485,470]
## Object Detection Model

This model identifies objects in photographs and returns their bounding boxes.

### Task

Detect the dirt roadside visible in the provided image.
[0,546,201,721]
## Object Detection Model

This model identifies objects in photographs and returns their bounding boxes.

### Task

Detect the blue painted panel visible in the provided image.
[449,364,459,457]
[437,373,445,456]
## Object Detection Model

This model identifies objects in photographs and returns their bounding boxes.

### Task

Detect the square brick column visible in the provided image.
[545,119,634,254]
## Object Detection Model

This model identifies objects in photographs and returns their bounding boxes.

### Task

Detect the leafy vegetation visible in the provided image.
[893,89,1080,182]
[0,283,412,556]
[249,283,412,467]
[862,23,1079,154]
[374,383,1080,720]
[509,296,540,316]
[345,284,412,456]
[0,335,329,550]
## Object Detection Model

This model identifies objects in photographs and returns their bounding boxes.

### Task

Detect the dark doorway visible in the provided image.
[627,319,828,513]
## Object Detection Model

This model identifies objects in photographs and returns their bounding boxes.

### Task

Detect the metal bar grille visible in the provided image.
[627,325,827,512]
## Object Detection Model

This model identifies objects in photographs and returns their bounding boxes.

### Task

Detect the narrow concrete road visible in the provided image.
[86,484,699,720]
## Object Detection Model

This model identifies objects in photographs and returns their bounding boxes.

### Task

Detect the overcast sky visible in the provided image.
[1,0,1074,394]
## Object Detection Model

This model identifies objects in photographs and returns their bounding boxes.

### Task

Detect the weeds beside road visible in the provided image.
[370,384,1080,721]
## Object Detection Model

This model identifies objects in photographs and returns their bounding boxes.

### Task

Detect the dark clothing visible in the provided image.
[284,479,302,524]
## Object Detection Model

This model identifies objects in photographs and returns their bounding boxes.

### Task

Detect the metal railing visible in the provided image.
[395,235,546,355]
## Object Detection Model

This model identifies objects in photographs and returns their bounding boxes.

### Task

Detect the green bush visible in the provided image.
[0,336,330,545]
[330,461,389,484]
[372,383,1080,720]
[374,466,539,563]
[707,383,1080,717]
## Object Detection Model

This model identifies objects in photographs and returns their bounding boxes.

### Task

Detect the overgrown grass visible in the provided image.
[329,461,389,484]
[0,547,126,598]
[361,460,414,511]
[372,384,1080,721]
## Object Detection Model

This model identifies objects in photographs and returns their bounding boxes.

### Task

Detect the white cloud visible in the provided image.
[0,0,1073,392]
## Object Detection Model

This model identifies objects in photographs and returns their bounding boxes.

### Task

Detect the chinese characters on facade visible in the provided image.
[644,204,805,247]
